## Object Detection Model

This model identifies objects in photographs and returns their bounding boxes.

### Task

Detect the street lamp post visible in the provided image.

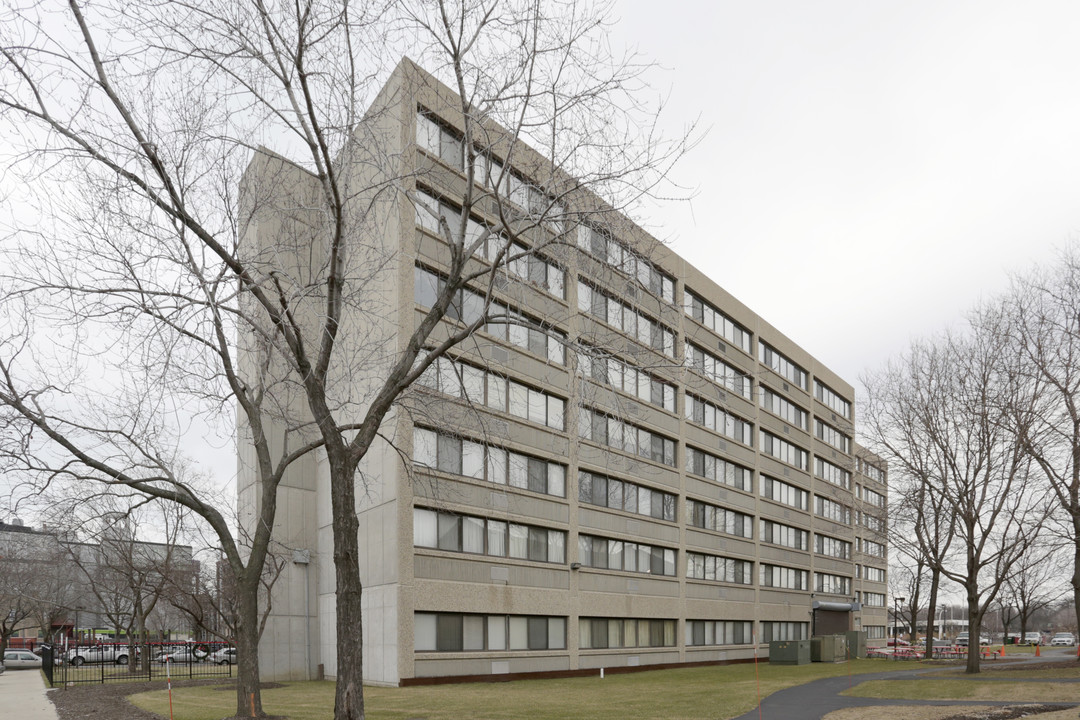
[894,597,906,659]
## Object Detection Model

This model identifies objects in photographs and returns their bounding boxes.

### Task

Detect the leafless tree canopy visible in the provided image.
[0,1,689,717]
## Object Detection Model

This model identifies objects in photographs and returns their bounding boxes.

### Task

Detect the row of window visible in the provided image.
[858,457,886,483]
[578,407,676,466]
[685,394,753,446]
[858,565,887,582]
[861,592,886,607]
[414,266,565,364]
[858,511,885,533]
[685,342,753,399]
[760,430,808,471]
[577,348,676,413]
[416,353,565,430]
[417,111,565,233]
[414,612,822,652]
[415,191,568,302]
[817,573,851,595]
[858,538,886,558]
[578,471,677,522]
[815,419,851,454]
[578,281,676,357]
[816,457,852,489]
[859,486,886,508]
[815,496,851,525]
[683,290,753,354]
[578,535,677,576]
[686,552,753,584]
[415,612,566,652]
[760,519,808,551]
[413,508,566,563]
[576,226,675,304]
[815,380,851,418]
[762,475,809,511]
[413,427,566,497]
[760,343,808,391]
[760,388,808,431]
[815,534,852,560]
[761,564,808,590]
[686,499,753,538]
[686,446,753,492]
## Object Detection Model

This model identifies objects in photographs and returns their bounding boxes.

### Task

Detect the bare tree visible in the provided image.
[999,544,1068,642]
[864,318,1050,672]
[0,1,687,717]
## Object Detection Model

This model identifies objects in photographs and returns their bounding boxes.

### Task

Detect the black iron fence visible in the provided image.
[40,641,235,687]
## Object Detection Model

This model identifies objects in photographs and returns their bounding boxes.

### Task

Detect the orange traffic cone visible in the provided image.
[1035,644,1040,657]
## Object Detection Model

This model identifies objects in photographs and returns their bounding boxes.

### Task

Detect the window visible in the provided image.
[685,394,753,445]
[686,499,753,538]
[686,620,753,646]
[815,457,851,489]
[814,380,851,418]
[815,572,851,595]
[761,622,808,642]
[578,407,676,467]
[577,534,676,576]
[416,351,565,431]
[416,112,463,170]
[414,508,565,564]
[760,564,808,590]
[814,534,851,560]
[862,566,886,583]
[415,266,567,364]
[862,592,886,607]
[685,447,752,492]
[858,511,885,533]
[759,342,808,390]
[684,343,753,399]
[577,349,676,413]
[814,496,850,524]
[760,431,808,471]
[579,471,676,522]
[760,476,808,511]
[759,520,808,551]
[683,290,752,354]
[759,388,808,431]
[866,626,886,640]
[414,427,566,497]
[815,419,851,454]
[686,552,752,584]
[414,612,566,652]
[577,280,675,357]
[578,618,676,649]
[860,486,886,508]
[859,458,886,483]
[859,538,886,558]
[577,227,675,305]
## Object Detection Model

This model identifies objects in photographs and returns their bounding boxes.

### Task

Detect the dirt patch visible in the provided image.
[825,705,1076,720]
[47,679,284,720]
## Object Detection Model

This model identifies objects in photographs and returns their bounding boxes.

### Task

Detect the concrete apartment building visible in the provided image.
[239,58,889,685]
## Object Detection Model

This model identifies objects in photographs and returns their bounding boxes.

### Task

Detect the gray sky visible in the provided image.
[613,0,1080,385]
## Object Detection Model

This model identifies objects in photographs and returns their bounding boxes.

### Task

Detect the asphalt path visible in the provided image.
[730,651,1080,720]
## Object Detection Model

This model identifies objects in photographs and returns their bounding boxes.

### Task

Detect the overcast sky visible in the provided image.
[611,0,1080,386]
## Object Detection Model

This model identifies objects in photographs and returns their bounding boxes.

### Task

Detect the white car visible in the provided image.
[1050,633,1076,646]
[3,650,44,669]
[209,647,236,665]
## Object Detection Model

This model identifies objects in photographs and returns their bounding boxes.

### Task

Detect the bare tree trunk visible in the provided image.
[966,589,982,674]
[235,573,264,718]
[923,570,941,658]
[330,451,365,720]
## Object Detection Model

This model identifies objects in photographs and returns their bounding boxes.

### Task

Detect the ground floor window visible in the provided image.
[866,626,886,639]
[685,620,753,646]
[579,618,676,649]
[760,621,808,642]
[414,613,566,652]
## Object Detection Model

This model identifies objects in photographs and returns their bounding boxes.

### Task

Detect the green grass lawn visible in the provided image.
[130,659,888,720]
[845,676,1080,702]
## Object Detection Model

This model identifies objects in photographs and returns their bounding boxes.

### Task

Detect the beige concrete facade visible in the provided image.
[238,58,889,686]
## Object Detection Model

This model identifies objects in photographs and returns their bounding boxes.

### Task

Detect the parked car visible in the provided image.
[1025,632,1042,645]
[158,645,210,664]
[209,647,236,665]
[886,637,910,647]
[3,650,43,669]
[66,645,130,666]
[1050,633,1076,646]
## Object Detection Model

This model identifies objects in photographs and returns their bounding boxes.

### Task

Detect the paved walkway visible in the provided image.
[731,653,1080,720]
[0,669,60,720]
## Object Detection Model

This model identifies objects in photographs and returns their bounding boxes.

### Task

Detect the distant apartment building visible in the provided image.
[239,59,889,685]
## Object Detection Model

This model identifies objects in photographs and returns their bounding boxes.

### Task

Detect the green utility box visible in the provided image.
[811,634,849,663]
[844,630,867,658]
[768,639,811,665]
